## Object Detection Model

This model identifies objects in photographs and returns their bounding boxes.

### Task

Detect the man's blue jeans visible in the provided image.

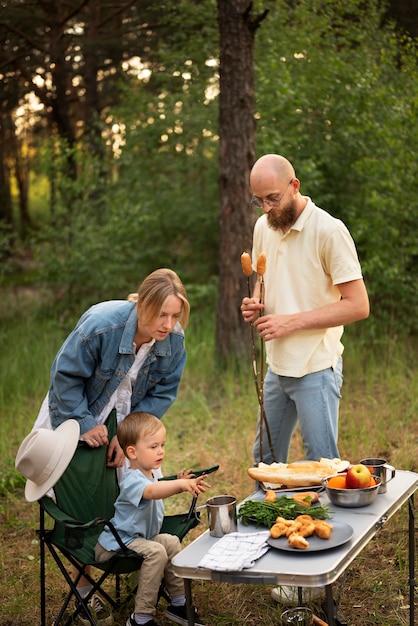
[253,358,343,464]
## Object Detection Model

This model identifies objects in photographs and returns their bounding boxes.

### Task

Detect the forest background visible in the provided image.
[0,1,417,624]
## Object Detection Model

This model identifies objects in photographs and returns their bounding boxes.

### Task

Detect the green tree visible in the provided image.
[3,0,418,347]
[33,0,222,312]
[0,0,176,217]
[253,0,418,338]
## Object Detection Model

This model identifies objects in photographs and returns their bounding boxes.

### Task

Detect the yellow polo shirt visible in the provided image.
[252,198,363,377]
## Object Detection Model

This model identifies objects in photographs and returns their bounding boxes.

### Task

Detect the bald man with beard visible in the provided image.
[241,154,370,466]
[241,155,369,606]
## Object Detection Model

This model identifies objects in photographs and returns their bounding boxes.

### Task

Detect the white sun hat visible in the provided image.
[15,420,80,502]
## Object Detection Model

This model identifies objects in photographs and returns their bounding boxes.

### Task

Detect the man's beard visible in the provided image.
[267,199,297,231]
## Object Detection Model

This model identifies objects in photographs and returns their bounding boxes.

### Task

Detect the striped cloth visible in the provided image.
[198,531,270,571]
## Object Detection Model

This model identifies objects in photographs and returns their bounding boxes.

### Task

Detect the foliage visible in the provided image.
[253,0,418,338]
[3,0,418,340]
[28,1,220,315]
[105,0,220,288]
[104,75,220,287]
[30,139,116,310]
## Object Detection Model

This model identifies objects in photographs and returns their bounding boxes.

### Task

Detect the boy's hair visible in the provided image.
[117,411,164,456]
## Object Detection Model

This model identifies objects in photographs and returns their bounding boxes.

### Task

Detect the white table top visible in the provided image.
[173,470,417,587]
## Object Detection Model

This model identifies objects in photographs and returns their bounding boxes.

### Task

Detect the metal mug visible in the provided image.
[360,458,395,494]
[281,607,313,625]
[205,495,237,537]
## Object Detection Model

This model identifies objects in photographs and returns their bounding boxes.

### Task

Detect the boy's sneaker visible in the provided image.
[76,593,113,626]
[126,615,160,626]
[165,603,205,626]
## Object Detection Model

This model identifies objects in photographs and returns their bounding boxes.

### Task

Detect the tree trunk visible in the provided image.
[215,0,267,362]
[385,0,418,38]
[0,116,13,227]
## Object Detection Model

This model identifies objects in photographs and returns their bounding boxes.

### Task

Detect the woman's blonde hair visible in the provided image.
[127,268,190,329]
[117,411,165,455]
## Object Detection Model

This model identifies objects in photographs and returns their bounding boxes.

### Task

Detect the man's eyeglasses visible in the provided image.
[250,180,294,209]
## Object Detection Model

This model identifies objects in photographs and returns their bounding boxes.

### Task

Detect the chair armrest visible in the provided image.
[159,464,219,481]
[40,495,128,553]
[41,495,82,525]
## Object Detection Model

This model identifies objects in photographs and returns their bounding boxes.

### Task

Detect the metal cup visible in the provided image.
[360,458,395,494]
[205,495,237,537]
[281,607,313,625]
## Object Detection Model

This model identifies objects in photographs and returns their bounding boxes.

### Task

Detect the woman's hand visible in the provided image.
[82,424,109,448]
[81,426,125,466]
[107,435,126,467]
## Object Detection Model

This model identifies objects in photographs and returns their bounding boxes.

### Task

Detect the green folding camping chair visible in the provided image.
[37,410,218,626]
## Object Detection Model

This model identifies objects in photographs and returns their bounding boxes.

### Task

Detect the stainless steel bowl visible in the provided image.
[322,474,381,507]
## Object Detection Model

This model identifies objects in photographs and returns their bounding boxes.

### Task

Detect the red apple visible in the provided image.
[346,464,372,488]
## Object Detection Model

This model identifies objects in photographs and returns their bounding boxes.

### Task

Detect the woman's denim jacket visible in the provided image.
[48,300,186,435]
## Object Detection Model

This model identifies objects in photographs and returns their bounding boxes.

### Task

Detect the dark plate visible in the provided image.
[267,520,353,553]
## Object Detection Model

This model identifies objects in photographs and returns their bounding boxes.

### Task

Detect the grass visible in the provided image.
[0,294,417,625]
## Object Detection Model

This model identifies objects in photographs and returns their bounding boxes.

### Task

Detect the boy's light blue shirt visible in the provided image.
[98,468,164,551]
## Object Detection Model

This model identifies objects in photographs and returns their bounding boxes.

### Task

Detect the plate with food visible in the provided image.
[267,520,353,553]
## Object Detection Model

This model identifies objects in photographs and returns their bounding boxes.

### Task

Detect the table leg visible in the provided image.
[184,578,195,626]
[324,585,335,626]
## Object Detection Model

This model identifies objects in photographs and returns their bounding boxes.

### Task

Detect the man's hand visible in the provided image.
[241,296,264,323]
[252,278,370,341]
[254,313,297,340]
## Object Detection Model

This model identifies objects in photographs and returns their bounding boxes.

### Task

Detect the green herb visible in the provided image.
[237,496,331,528]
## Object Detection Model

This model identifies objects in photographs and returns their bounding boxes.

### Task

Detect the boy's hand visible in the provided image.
[181,474,210,497]
[177,467,195,479]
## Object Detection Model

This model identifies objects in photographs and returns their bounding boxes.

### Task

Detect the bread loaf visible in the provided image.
[248,457,349,487]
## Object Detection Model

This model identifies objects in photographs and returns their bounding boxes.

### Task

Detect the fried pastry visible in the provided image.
[288,533,309,549]
[270,522,288,539]
[298,521,316,537]
[314,520,333,539]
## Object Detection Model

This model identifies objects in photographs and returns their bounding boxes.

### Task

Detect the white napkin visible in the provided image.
[198,531,270,571]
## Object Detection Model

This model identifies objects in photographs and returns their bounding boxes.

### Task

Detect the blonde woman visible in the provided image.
[34,268,190,625]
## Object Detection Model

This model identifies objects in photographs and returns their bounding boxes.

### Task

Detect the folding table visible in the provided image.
[172,469,417,625]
